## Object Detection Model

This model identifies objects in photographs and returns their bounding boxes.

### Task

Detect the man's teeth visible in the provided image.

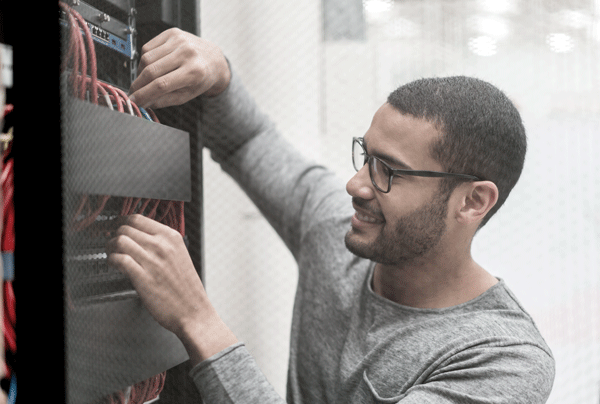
[357,213,378,223]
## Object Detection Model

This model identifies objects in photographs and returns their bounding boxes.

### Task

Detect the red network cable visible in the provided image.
[69,4,98,103]
[97,372,166,404]
[60,2,97,103]
[3,283,15,356]
[60,4,85,96]
[1,105,15,384]
[1,159,13,253]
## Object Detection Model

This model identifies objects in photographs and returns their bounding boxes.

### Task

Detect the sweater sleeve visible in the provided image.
[189,342,287,404]
[199,65,272,164]
[199,66,351,259]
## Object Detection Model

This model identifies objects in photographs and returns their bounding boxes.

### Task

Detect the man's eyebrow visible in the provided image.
[363,138,413,170]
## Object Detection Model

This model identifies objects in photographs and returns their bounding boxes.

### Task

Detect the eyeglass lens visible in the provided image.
[352,139,390,192]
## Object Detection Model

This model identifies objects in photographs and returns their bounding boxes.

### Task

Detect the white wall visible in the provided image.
[200,0,600,401]
[200,0,321,397]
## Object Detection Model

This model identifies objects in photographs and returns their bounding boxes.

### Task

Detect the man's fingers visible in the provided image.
[114,220,157,249]
[130,66,193,108]
[106,237,147,279]
[107,250,138,274]
[139,87,200,110]
[119,214,169,237]
[139,28,178,56]
[130,44,178,96]
[107,216,169,263]
[135,28,180,75]
[108,215,185,272]
[107,226,146,254]
[107,251,161,304]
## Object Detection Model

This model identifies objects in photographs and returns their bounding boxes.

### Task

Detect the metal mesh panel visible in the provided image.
[60,1,201,403]
[60,0,600,402]
[201,0,599,402]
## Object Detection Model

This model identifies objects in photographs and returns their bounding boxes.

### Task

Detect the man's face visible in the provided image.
[346,190,449,265]
[344,103,451,265]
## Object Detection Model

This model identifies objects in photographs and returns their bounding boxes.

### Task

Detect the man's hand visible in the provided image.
[129,28,231,109]
[106,214,238,365]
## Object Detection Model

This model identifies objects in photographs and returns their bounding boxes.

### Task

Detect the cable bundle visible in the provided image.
[98,372,166,404]
[59,1,154,119]
[119,197,185,237]
[60,2,182,402]
[60,1,185,237]
[1,104,15,404]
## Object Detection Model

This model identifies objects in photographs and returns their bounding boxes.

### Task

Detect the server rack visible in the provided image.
[58,1,204,403]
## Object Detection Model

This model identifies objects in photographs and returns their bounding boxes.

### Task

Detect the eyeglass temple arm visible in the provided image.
[354,137,480,181]
[391,168,480,181]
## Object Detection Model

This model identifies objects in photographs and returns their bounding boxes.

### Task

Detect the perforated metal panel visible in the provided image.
[55,0,600,402]
[201,1,600,402]
[60,1,203,403]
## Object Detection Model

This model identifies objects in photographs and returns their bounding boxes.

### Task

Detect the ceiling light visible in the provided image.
[468,36,497,56]
[478,0,517,14]
[468,15,510,39]
[363,0,393,15]
[546,33,575,53]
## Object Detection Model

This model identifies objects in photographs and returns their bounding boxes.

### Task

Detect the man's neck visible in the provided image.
[371,253,498,309]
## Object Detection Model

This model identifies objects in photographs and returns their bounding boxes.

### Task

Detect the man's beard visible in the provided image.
[345,190,450,266]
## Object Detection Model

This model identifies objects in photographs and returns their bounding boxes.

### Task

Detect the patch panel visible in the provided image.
[59,3,133,59]
[87,22,132,58]
[66,252,135,303]
[59,0,136,88]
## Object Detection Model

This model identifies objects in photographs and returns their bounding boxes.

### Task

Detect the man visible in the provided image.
[107,28,555,403]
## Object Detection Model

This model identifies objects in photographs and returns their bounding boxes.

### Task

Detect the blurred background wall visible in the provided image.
[196,0,600,402]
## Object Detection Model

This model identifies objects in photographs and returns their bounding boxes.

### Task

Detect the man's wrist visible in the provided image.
[204,58,232,97]
[177,308,239,367]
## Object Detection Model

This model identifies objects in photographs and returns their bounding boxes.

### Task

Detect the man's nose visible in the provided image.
[346,164,376,201]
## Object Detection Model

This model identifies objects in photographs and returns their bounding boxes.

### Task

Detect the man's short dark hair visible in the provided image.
[387,76,527,228]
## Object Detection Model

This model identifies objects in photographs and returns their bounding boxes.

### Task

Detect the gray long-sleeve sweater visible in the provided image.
[188,70,555,404]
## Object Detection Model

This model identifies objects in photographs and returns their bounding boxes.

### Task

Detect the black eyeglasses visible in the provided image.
[352,137,481,193]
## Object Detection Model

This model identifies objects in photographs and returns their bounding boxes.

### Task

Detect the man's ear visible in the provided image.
[455,181,499,225]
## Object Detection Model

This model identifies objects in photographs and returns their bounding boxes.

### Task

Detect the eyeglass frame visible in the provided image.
[352,137,482,193]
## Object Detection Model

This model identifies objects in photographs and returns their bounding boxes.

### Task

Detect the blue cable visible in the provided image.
[2,252,13,281]
[7,374,15,404]
[139,107,153,121]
